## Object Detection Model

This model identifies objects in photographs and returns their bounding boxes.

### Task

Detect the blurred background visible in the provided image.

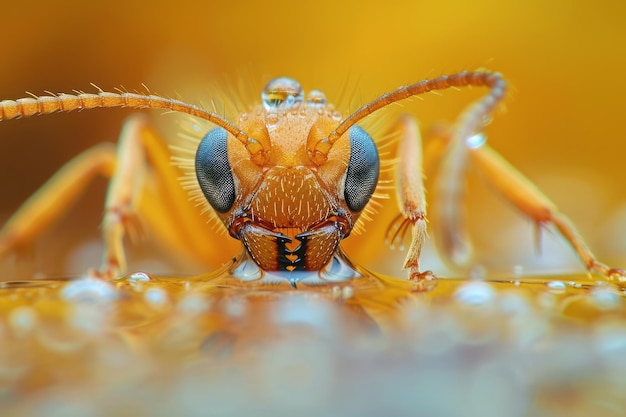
[0,0,625,278]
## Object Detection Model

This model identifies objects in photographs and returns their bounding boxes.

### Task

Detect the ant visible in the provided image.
[0,71,622,288]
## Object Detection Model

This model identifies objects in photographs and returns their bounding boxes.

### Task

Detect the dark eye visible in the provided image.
[344,126,380,212]
[195,127,236,213]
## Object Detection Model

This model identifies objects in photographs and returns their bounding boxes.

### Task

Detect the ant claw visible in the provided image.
[408,269,438,292]
[607,268,626,281]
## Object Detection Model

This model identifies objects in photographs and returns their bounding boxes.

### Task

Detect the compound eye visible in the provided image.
[344,126,380,212]
[195,127,236,213]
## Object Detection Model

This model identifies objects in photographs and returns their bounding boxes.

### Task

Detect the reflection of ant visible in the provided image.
[0,71,622,287]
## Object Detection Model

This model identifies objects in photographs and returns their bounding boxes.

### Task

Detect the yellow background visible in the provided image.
[0,0,625,277]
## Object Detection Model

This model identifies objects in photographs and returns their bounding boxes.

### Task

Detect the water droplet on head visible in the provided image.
[306,89,327,107]
[262,77,303,110]
[265,112,280,128]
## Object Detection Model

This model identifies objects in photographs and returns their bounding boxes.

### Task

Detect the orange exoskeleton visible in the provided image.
[195,78,379,273]
[0,71,623,286]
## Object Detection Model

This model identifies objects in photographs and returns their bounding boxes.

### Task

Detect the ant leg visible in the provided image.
[390,115,436,283]
[0,142,117,268]
[467,140,625,279]
[428,126,476,271]
[99,114,238,278]
[0,115,236,279]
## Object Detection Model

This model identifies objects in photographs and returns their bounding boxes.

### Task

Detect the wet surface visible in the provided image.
[1,265,626,416]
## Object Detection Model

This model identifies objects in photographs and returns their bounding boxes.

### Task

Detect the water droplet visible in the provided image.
[331,110,342,121]
[262,77,303,109]
[546,280,566,293]
[144,287,168,307]
[61,277,117,304]
[319,255,358,282]
[265,112,280,128]
[306,89,327,107]
[454,281,496,306]
[69,304,107,334]
[466,133,487,149]
[232,257,263,281]
[239,112,248,122]
[8,306,38,335]
[590,286,622,310]
[128,271,151,282]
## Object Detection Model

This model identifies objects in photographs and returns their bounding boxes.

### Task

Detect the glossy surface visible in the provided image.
[1,265,626,416]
